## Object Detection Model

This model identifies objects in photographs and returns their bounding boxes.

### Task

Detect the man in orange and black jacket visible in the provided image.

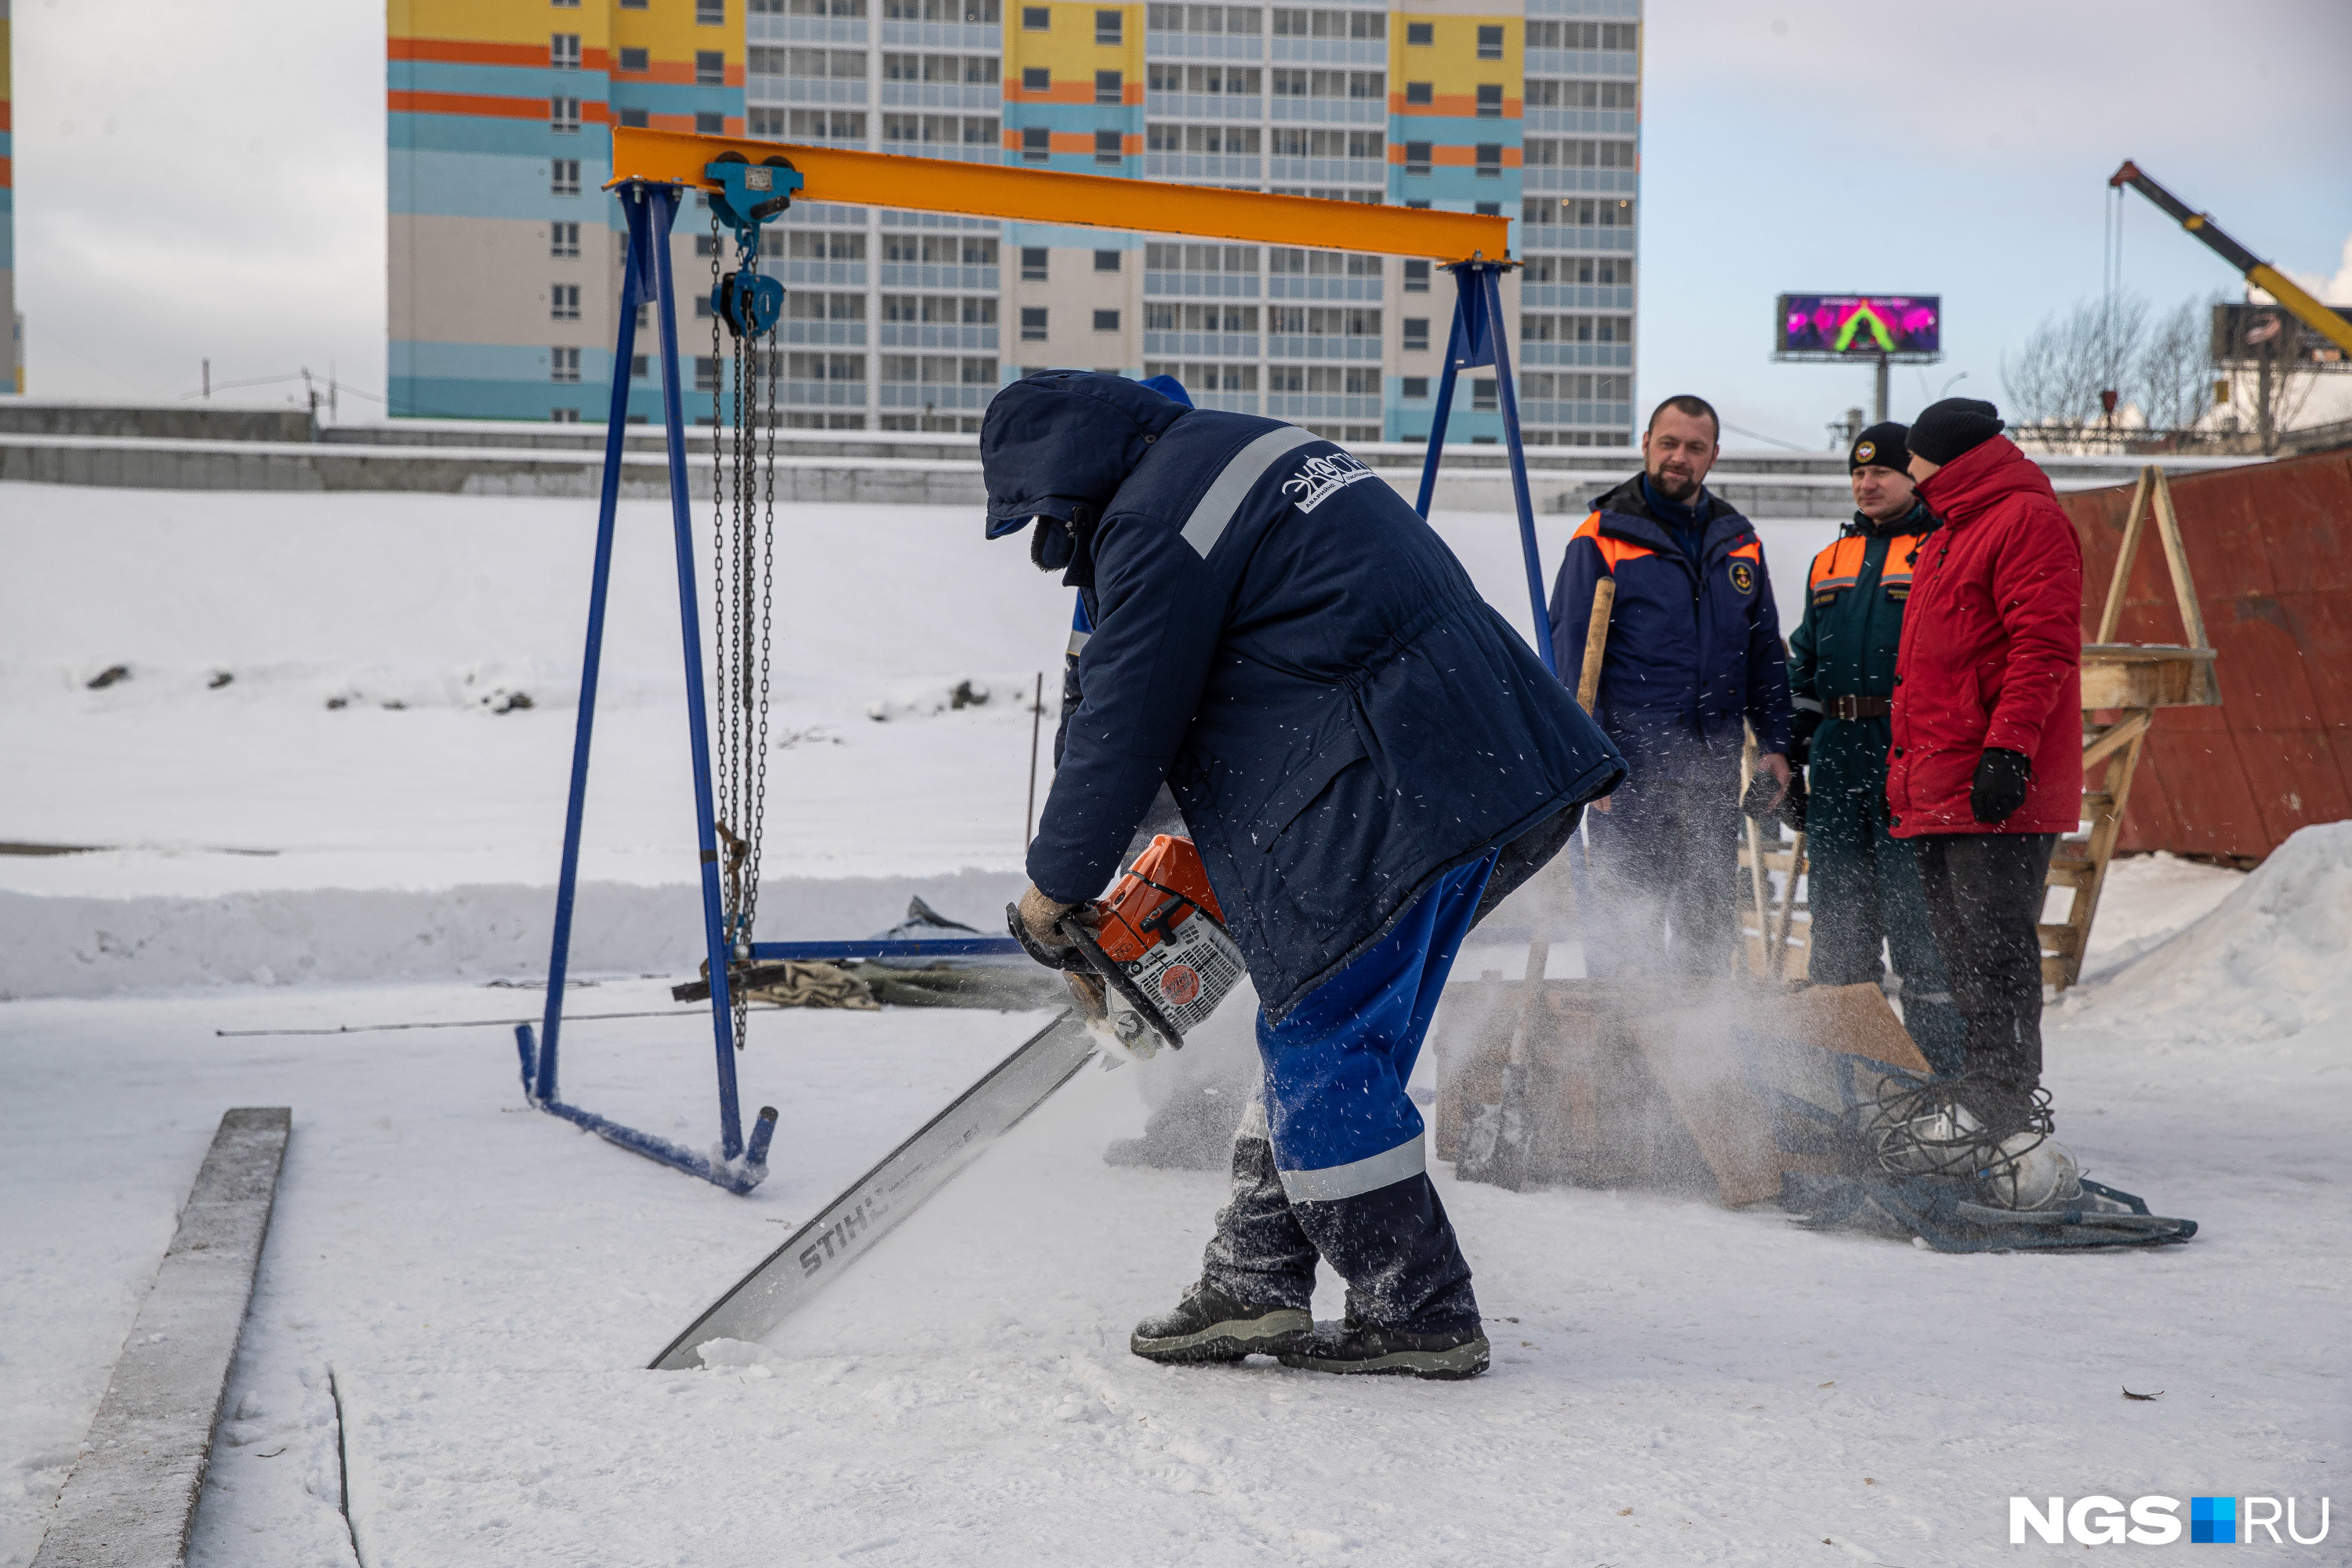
[1788,423,1965,1070]
[1548,394,1794,976]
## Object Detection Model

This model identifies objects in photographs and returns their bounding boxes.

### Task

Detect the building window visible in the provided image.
[1094,249,1121,272]
[551,96,582,132]
[1094,129,1122,165]
[1403,259,1429,292]
[552,158,582,195]
[551,222,581,258]
[1475,83,1501,117]
[695,356,721,392]
[1404,198,1430,209]
[551,33,582,69]
[696,111,724,134]
[1403,140,1431,174]
[696,0,725,22]
[1474,200,1500,215]
[551,407,581,423]
[552,347,582,383]
[1402,376,1429,399]
[1022,125,1050,162]
[1096,68,1122,103]
[1475,23,1502,59]
[1402,318,1429,352]
[1093,309,1120,332]
[551,284,582,321]
[1403,81,1432,107]
[1475,143,1501,177]
[619,46,648,72]
[620,109,650,128]
[1406,20,1432,45]
[696,50,726,84]
[621,0,645,7]
[632,354,650,380]
[1472,378,1497,411]
[1021,307,1049,340]
[1022,65,1050,90]
[554,0,580,8]
[1095,7,1122,42]
[1022,5,1048,26]
[1022,246,1050,279]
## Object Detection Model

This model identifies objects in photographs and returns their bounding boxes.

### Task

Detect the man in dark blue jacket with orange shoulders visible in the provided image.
[1548,394,1795,977]
[988,372,1622,1380]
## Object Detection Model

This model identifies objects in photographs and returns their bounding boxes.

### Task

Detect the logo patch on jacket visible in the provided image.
[1280,451,1377,514]
[1730,561,1755,594]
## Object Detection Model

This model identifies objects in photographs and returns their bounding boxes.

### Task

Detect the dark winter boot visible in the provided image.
[1276,1316,1490,1381]
[1131,1281,1311,1365]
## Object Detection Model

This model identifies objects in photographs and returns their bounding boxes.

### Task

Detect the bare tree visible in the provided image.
[2224,304,2320,456]
[2002,295,2151,430]
[2134,294,2216,436]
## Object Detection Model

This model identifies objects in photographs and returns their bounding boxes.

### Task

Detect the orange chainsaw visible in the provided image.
[1006,835,1247,1057]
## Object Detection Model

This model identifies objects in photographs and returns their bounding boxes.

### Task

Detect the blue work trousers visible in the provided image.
[1200,853,1493,1334]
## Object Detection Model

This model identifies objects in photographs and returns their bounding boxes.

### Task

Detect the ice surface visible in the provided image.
[4,485,2343,1566]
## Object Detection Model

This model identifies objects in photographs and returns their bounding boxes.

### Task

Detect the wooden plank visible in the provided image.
[2096,467,2154,643]
[2038,923,2081,954]
[32,1109,292,1568]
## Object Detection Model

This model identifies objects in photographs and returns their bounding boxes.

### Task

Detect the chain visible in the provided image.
[742,244,777,958]
[709,212,738,975]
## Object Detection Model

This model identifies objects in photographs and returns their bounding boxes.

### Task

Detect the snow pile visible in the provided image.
[2078,821,2352,1044]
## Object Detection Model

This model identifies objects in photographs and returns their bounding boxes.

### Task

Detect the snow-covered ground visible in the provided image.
[4,484,2345,1566]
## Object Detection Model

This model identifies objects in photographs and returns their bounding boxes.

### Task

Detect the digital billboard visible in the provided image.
[1775,294,1942,362]
[2210,303,2352,368]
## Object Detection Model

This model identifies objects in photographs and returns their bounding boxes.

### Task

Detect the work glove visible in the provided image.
[1970,747,2033,825]
[1779,769,1809,834]
[1006,885,1092,972]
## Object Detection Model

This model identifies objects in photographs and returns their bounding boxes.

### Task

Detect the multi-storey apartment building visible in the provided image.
[389,0,1636,444]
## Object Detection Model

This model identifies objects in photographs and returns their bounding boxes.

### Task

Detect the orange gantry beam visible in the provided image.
[609,127,1512,263]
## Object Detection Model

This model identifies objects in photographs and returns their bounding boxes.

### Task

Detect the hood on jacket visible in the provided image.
[980,371,1190,540]
[1915,434,2056,526]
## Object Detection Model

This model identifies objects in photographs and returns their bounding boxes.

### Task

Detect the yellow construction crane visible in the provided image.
[2109,160,2352,358]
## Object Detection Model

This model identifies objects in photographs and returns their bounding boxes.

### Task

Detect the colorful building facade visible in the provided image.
[388,0,1637,441]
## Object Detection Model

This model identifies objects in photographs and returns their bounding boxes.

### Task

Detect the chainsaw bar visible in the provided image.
[648,1009,1098,1370]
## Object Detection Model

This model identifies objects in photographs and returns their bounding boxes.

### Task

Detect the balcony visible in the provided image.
[877,382,991,409]
[1520,283,1634,310]
[1143,270,1261,299]
[1518,341,1635,369]
[879,81,1000,111]
[1143,30,1264,60]
[1265,156,1384,188]
[1515,225,1636,254]
[784,321,868,346]
[784,260,869,286]
[1142,93,1263,121]
[1265,335,1381,361]
[1268,274,1381,303]
[1142,152,1263,180]
[1518,398,1635,428]
[877,323,999,350]
[1523,166,1639,197]
[750,14,867,43]
[877,20,1000,49]
[877,263,1000,290]
[784,380,869,406]
[1265,392,1381,420]
[1269,96,1382,125]
[1142,331,1259,358]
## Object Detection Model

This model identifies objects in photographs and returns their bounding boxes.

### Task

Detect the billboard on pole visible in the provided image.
[1775,294,1942,362]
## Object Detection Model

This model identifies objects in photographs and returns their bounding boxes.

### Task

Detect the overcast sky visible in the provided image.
[11,0,2351,441]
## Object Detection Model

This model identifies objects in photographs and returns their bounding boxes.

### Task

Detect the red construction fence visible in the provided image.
[2060,445,2352,862]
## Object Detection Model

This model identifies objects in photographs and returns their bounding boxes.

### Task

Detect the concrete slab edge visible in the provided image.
[30,1108,292,1568]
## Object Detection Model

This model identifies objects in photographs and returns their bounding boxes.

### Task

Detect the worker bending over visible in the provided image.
[1888,398,2082,1138]
[1788,423,1965,1070]
[988,372,1620,1380]
[1548,394,1795,975]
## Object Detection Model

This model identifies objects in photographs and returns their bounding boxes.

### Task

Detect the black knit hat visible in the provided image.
[1907,397,2005,466]
[1848,422,1911,473]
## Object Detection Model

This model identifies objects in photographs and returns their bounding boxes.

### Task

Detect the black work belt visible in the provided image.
[1823,694,1893,720]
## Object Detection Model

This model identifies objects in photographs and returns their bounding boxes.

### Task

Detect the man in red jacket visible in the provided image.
[1886,399,2082,1134]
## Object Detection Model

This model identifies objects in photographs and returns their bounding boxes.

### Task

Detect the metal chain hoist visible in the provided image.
[702,153,799,1049]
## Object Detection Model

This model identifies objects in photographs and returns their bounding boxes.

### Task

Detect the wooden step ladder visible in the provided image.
[2042,465,2221,989]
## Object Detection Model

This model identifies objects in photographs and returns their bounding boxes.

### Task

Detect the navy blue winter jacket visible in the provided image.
[1546,474,1795,784]
[983,372,1623,1017]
